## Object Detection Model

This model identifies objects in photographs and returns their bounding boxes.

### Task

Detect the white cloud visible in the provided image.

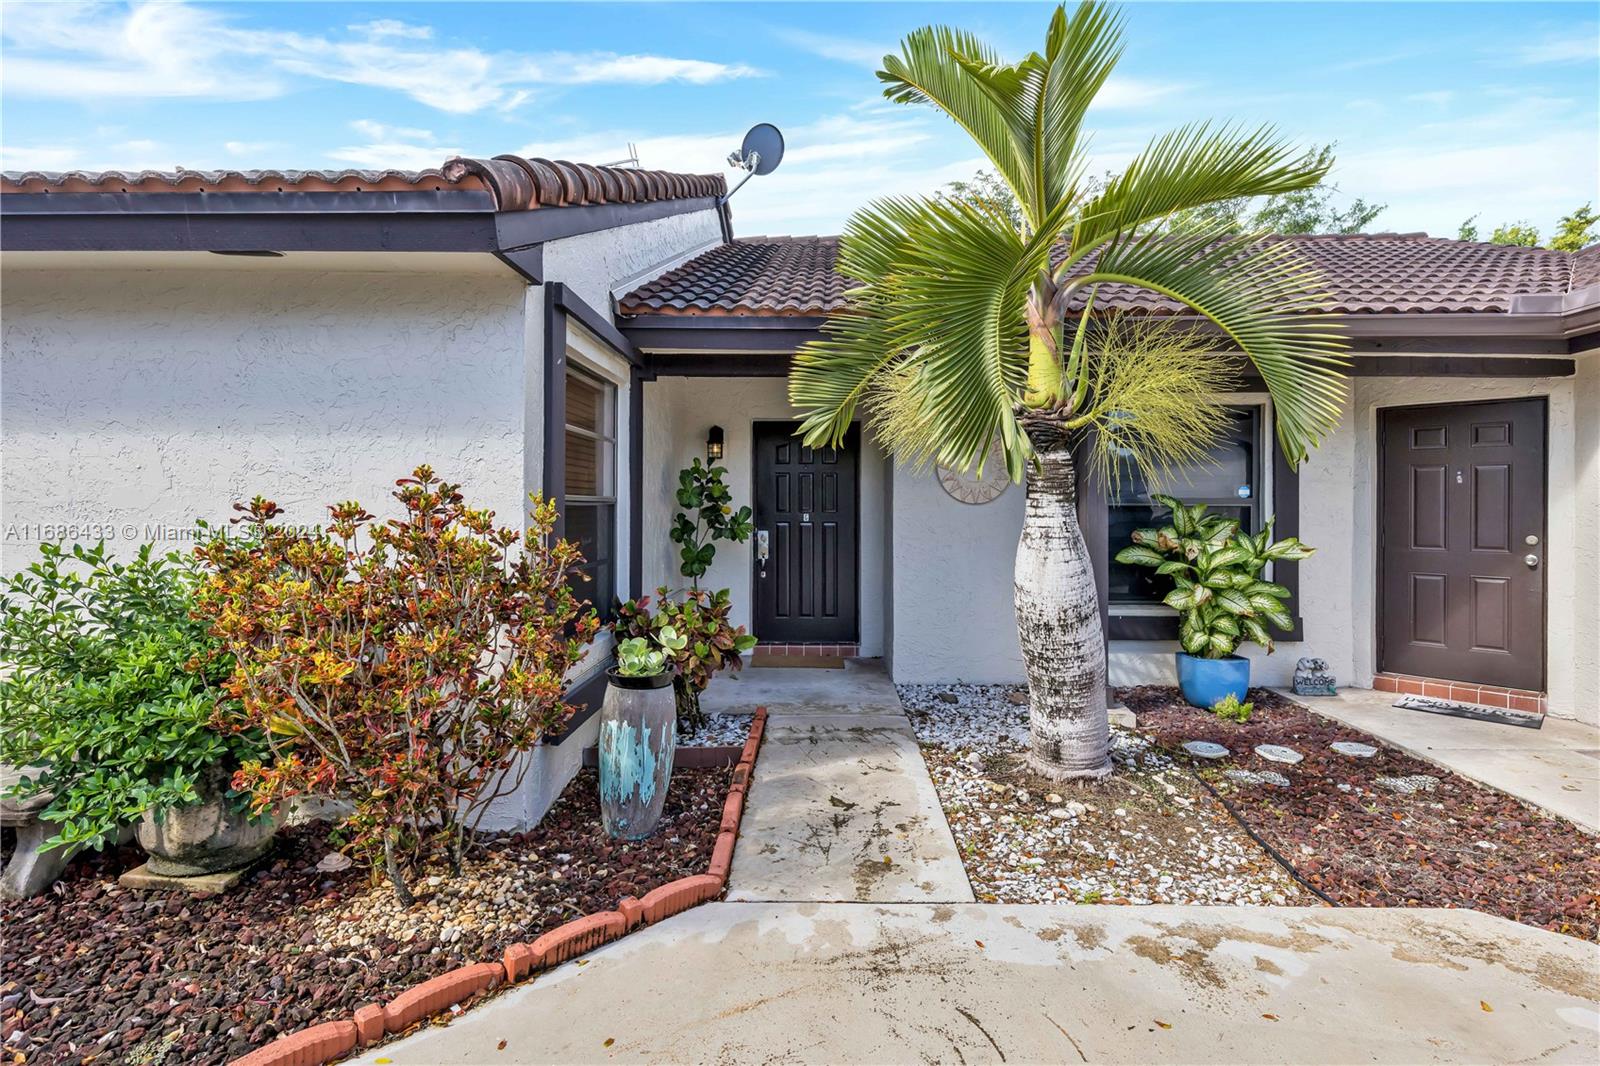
[1506,28,1600,66]
[350,19,433,41]
[520,110,976,235]
[0,138,171,173]
[0,1,764,113]
[1407,90,1454,107]
[1090,77,1187,110]
[326,120,463,171]
[223,140,279,158]
[775,27,892,68]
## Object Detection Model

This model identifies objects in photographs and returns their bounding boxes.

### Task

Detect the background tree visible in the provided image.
[1551,204,1597,251]
[1490,221,1541,248]
[1455,203,1595,250]
[947,144,1385,236]
[791,1,1346,780]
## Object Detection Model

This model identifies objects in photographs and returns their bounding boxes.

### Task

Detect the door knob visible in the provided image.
[1524,554,1539,568]
[756,529,770,562]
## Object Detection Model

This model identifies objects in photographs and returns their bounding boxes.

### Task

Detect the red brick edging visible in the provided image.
[1373,672,1545,715]
[229,706,768,1066]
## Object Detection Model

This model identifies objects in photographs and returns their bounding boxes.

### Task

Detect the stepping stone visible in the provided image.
[1182,741,1230,760]
[1254,744,1303,765]
[1331,741,1378,758]
[1225,769,1291,788]
[1376,774,1439,795]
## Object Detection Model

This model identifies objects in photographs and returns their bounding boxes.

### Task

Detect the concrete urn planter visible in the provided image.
[597,669,677,841]
[136,768,277,877]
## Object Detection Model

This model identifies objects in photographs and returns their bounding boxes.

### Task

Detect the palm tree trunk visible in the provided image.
[1014,425,1112,780]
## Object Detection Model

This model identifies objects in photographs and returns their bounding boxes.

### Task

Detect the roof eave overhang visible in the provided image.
[622,309,1590,373]
[0,191,722,286]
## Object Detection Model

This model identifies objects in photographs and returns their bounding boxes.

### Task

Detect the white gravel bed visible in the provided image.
[679,713,753,747]
[904,683,1306,907]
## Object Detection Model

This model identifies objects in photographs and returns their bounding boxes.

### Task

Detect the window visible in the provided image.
[1107,406,1264,606]
[564,368,616,618]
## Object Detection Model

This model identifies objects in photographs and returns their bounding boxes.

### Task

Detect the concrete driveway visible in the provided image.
[358,902,1600,1065]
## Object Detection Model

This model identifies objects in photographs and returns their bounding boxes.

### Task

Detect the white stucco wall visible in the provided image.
[883,369,1594,724]
[1,266,529,572]
[640,376,889,656]
[1,204,729,833]
[1574,352,1600,725]
[888,457,1027,682]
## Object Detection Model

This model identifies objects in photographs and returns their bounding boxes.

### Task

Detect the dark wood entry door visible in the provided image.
[1379,399,1546,690]
[752,422,859,642]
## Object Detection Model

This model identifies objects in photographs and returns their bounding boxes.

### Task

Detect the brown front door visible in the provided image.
[1379,399,1546,690]
[752,422,859,642]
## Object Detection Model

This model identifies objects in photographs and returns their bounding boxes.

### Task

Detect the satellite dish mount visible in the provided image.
[721,123,785,205]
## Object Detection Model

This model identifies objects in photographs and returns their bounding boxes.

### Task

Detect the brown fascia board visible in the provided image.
[0,189,720,282]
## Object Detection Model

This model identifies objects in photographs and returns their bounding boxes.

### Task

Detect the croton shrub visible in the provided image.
[194,467,597,902]
[613,587,757,733]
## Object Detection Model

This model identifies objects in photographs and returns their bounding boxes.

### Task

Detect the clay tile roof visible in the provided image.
[620,232,1588,318]
[619,236,847,317]
[1570,243,1600,293]
[0,156,726,210]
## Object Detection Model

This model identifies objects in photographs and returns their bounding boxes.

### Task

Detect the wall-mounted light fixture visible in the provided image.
[706,425,725,462]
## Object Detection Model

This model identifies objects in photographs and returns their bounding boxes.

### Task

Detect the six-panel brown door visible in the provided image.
[1379,399,1546,690]
[752,422,859,643]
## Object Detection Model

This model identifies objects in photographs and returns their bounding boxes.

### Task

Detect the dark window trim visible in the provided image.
[541,283,651,729]
[1096,404,1303,643]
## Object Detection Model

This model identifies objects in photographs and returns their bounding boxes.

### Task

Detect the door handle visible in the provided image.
[756,529,770,563]
[1524,554,1539,569]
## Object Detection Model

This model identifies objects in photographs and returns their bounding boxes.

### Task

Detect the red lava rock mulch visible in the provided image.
[0,765,731,1066]
[1124,685,1600,940]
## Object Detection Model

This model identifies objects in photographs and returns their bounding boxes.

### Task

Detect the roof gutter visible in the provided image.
[1,190,722,287]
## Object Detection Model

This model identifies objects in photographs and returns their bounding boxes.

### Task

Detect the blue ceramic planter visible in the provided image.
[1176,653,1251,709]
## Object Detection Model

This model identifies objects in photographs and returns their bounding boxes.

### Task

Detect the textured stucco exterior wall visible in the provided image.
[888,458,1027,682]
[640,376,888,656]
[1,206,727,833]
[884,370,1591,722]
[518,209,724,520]
[1573,353,1600,725]
[1,268,528,574]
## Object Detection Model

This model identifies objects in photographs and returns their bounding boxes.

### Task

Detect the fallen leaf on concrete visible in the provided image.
[604,1037,615,1047]
[1262,1014,1278,1021]
[974,940,985,948]
[1154,1020,1172,1029]
[1481,1001,1493,1012]
[498,1040,508,1050]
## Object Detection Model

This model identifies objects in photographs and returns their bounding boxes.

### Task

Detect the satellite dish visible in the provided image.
[738,123,785,175]
[722,123,785,204]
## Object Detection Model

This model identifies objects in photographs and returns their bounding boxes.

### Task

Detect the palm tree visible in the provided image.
[788,1,1347,780]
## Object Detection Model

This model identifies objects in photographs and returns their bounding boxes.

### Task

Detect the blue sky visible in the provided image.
[2,1,1595,239]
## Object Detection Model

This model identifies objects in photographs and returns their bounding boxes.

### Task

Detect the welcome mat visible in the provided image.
[1394,694,1543,729]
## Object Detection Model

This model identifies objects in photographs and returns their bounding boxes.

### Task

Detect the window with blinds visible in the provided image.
[565,368,616,619]
[1107,406,1264,606]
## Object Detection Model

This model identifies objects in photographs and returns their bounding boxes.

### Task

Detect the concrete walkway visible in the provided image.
[700,658,904,717]
[714,661,973,902]
[1286,688,1600,832]
[359,903,1600,1065]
